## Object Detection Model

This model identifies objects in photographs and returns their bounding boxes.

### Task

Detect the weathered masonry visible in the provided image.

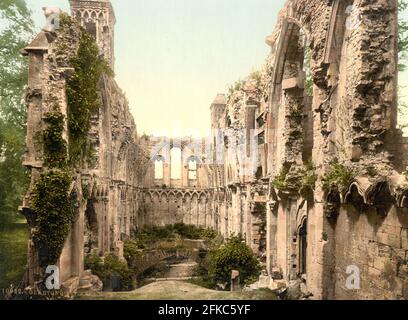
[21,0,408,299]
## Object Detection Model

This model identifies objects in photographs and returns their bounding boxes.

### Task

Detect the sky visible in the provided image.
[25,0,408,136]
[26,0,285,137]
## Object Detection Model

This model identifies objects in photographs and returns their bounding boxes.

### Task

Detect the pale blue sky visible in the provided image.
[25,0,408,136]
[26,0,285,136]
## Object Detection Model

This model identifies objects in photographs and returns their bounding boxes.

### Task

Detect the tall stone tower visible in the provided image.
[210,94,226,163]
[210,94,227,131]
[69,0,115,69]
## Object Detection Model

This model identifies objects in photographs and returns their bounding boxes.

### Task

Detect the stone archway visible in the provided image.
[298,218,307,276]
[84,199,99,255]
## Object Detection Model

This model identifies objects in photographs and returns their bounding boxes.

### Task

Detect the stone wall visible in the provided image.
[20,0,408,299]
[20,11,149,291]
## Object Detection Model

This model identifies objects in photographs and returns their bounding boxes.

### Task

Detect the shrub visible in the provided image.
[132,224,218,248]
[133,225,175,248]
[85,253,133,291]
[124,239,140,264]
[207,236,261,289]
[322,159,355,194]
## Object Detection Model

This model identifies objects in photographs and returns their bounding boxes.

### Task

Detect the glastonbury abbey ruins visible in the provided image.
[20,0,408,299]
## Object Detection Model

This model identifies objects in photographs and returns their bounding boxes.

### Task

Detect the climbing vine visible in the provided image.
[43,112,67,169]
[32,170,72,267]
[66,23,112,166]
[30,15,112,267]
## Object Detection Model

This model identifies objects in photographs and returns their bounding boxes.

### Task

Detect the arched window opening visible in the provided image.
[300,29,313,97]
[170,148,182,180]
[154,157,164,180]
[188,158,198,180]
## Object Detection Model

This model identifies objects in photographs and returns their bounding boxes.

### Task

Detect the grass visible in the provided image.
[0,220,28,292]
[76,280,278,300]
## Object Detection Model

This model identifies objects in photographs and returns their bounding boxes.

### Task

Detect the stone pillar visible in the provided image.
[231,270,241,292]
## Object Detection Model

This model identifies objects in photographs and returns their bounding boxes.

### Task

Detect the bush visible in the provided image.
[322,159,355,194]
[133,225,175,248]
[132,224,218,248]
[207,236,260,289]
[85,253,133,291]
[124,239,140,264]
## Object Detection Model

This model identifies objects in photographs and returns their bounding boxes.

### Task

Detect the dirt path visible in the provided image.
[76,280,277,300]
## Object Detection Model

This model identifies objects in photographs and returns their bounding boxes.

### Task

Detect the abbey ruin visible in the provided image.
[20,0,408,299]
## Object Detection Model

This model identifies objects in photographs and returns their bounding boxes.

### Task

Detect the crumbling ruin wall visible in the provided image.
[139,136,216,228]
[20,0,408,300]
[211,0,408,299]
[21,14,149,291]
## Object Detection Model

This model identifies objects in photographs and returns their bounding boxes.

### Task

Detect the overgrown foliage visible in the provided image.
[85,253,133,291]
[321,159,355,194]
[399,0,408,71]
[31,171,72,267]
[43,112,67,169]
[28,17,114,267]
[227,80,245,100]
[132,223,217,249]
[272,162,317,194]
[65,22,112,165]
[206,235,261,289]
[0,0,33,225]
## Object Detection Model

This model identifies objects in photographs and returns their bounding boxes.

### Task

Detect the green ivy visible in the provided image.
[43,112,67,169]
[31,170,73,267]
[30,15,112,268]
[66,26,112,166]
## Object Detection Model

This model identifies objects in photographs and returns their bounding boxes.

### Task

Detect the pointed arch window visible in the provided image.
[188,157,198,180]
[170,148,182,180]
[154,156,164,180]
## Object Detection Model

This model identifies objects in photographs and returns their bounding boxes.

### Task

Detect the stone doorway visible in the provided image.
[298,219,307,276]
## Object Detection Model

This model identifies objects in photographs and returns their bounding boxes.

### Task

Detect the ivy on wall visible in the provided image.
[66,25,112,166]
[30,15,111,267]
[43,112,67,169]
[32,171,72,267]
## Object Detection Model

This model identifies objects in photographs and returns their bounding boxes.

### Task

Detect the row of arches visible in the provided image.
[141,190,215,228]
[153,150,200,180]
[72,9,106,22]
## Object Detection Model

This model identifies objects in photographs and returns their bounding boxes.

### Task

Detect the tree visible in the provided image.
[0,0,34,225]
[399,0,408,72]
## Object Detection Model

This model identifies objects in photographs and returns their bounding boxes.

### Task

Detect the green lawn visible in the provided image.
[0,221,29,292]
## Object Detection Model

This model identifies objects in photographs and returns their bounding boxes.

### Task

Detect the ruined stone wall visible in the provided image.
[213,0,408,300]
[332,205,408,299]
[21,13,149,290]
[139,136,216,228]
[20,0,408,299]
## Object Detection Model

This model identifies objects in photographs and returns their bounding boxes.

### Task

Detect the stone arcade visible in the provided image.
[21,0,408,299]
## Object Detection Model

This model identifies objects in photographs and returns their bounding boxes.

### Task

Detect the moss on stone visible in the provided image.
[272,162,317,194]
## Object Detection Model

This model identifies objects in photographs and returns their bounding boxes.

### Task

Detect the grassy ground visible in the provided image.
[76,280,278,300]
[0,220,28,291]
